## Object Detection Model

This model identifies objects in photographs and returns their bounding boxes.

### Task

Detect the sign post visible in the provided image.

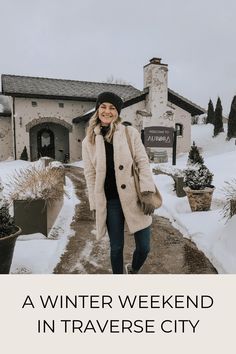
[172,129,177,165]
[144,126,176,165]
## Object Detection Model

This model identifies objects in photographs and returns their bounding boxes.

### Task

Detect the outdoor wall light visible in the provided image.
[19,117,22,127]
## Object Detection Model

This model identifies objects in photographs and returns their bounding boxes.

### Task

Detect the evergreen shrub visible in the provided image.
[184,164,213,190]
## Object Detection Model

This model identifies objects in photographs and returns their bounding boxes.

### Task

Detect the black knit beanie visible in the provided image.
[96,91,123,115]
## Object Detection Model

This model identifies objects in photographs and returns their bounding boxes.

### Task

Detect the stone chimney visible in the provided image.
[143,57,171,127]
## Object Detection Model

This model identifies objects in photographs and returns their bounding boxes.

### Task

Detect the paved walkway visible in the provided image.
[54,166,217,274]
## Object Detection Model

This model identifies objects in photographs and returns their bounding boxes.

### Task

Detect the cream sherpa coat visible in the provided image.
[82,123,156,240]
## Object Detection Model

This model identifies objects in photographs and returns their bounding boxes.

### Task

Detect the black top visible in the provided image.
[101,126,119,200]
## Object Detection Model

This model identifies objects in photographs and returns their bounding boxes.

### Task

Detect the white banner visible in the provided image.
[0,275,235,353]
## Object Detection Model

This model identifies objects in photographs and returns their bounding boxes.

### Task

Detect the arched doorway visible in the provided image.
[37,128,55,159]
[29,122,70,161]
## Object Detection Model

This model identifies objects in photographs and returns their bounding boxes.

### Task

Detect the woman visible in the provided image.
[82,91,157,274]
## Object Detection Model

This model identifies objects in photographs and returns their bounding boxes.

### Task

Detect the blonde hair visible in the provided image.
[86,110,122,144]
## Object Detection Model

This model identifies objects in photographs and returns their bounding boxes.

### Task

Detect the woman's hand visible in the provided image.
[140,192,155,215]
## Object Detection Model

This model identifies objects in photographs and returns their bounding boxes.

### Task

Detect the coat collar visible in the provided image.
[94,123,124,136]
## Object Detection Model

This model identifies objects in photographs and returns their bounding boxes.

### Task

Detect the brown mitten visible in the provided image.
[140,192,155,215]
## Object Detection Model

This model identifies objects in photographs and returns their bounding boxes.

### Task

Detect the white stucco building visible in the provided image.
[0,57,205,162]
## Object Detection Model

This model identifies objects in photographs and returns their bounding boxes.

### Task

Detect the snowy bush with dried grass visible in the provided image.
[6,166,66,203]
[221,179,236,221]
[153,165,184,177]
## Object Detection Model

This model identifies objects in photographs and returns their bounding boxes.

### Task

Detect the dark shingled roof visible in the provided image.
[1,74,206,120]
[1,74,141,101]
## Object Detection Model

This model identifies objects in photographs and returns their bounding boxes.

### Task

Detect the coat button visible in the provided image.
[119,165,124,170]
[121,184,126,189]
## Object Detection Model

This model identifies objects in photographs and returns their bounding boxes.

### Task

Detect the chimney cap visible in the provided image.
[149,57,162,64]
[143,57,168,69]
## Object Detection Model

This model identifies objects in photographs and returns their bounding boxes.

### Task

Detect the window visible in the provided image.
[37,128,55,159]
[175,123,183,137]
[41,131,51,147]
[31,101,37,107]
[59,102,64,108]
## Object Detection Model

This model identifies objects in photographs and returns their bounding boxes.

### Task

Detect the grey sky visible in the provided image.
[1,0,236,114]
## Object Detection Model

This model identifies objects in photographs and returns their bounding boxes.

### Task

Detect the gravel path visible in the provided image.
[54,166,217,274]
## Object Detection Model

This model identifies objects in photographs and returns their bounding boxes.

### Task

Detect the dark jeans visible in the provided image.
[106,198,151,274]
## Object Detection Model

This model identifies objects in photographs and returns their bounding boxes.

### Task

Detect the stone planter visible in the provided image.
[174,176,186,197]
[0,226,22,274]
[183,186,215,212]
[13,198,63,237]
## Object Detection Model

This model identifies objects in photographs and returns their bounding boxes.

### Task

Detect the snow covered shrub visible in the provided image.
[0,181,16,238]
[0,204,16,238]
[6,166,66,203]
[173,169,185,178]
[221,179,236,221]
[152,165,185,197]
[184,142,213,190]
[187,141,204,165]
[152,165,184,177]
[183,164,213,190]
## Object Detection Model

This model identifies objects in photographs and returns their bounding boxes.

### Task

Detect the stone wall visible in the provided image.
[121,101,146,131]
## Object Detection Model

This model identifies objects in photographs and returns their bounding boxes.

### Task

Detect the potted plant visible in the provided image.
[7,165,66,236]
[0,182,21,274]
[183,163,214,212]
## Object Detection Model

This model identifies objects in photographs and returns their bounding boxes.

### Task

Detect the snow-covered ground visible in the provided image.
[153,123,236,274]
[0,123,235,273]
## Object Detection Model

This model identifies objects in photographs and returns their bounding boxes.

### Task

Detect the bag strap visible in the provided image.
[125,126,134,160]
[125,126,142,200]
